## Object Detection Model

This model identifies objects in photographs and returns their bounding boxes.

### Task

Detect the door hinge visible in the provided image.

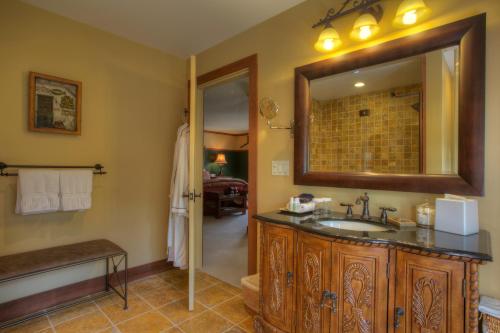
[462,279,467,299]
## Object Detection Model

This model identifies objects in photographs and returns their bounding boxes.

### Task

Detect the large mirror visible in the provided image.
[309,46,459,175]
[294,15,485,195]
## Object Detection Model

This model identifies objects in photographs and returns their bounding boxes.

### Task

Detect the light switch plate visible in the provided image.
[272,160,289,176]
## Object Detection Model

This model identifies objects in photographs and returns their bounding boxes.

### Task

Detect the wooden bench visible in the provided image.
[0,239,128,329]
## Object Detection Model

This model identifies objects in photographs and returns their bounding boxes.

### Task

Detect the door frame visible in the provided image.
[197,54,258,274]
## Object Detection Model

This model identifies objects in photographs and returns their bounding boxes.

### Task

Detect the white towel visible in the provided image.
[60,170,93,211]
[15,169,60,215]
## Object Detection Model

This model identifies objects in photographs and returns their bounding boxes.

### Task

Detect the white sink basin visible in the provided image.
[318,220,389,232]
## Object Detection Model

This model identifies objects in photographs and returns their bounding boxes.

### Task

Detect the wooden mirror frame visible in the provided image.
[294,14,485,195]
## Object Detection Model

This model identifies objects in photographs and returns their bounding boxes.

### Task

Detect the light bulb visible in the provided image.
[323,38,335,51]
[359,26,372,40]
[402,9,417,25]
[354,82,365,88]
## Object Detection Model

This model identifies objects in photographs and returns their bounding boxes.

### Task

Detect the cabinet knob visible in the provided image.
[320,290,338,313]
[286,271,293,287]
[394,307,405,328]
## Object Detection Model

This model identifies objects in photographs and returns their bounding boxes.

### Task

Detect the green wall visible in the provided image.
[204,149,248,181]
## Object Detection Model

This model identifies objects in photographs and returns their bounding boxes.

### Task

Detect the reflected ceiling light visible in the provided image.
[314,25,342,52]
[351,12,380,41]
[354,82,365,88]
[394,0,430,26]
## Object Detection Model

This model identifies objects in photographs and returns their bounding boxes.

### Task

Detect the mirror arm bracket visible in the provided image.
[266,120,295,137]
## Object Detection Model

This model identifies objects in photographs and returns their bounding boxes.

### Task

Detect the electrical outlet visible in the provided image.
[272,160,289,176]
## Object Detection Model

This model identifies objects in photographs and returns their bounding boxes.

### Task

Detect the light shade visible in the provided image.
[215,153,227,165]
[314,26,342,52]
[350,13,380,41]
[394,0,430,26]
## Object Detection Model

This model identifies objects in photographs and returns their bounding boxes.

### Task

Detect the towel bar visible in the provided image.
[0,162,107,176]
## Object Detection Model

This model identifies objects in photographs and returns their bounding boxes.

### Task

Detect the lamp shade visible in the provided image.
[394,0,430,26]
[314,26,342,52]
[350,13,380,41]
[214,153,227,165]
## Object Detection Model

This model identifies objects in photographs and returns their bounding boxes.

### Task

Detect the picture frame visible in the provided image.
[29,72,82,135]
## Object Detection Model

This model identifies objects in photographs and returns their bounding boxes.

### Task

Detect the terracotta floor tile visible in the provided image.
[53,311,110,333]
[171,276,216,292]
[95,292,136,308]
[164,327,183,333]
[157,298,206,325]
[216,282,242,296]
[226,326,247,333]
[212,296,251,324]
[117,311,172,333]
[159,270,188,285]
[1,316,51,333]
[138,285,186,307]
[100,297,151,324]
[49,302,98,325]
[179,311,232,333]
[238,317,255,333]
[195,285,234,308]
[196,271,221,284]
[130,276,171,293]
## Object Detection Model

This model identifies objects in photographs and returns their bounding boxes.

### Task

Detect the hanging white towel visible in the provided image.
[60,170,93,211]
[15,169,60,215]
[168,123,189,269]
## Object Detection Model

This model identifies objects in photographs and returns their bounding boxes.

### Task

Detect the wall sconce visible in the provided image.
[313,0,429,52]
[394,0,430,26]
[259,97,294,137]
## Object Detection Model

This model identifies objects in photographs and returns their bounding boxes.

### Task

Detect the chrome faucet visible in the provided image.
[356,192,370,220]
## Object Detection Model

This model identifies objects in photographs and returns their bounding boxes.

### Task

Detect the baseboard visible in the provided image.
[0,259,173,323]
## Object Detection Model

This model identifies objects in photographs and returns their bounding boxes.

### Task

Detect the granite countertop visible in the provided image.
[255,211,492,261]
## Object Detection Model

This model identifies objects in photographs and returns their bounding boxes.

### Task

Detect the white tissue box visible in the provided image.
[435,194,478,235]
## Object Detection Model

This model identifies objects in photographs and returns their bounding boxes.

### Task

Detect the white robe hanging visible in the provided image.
[167,123,189,269]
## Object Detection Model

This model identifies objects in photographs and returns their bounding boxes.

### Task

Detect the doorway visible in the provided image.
[195,55,258,285]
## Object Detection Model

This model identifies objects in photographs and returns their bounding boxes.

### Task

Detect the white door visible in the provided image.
[188,55,203,310]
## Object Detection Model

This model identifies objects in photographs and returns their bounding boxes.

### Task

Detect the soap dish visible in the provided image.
[388,216,416,228]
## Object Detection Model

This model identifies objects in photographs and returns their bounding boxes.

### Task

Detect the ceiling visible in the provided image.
[22,0,305,58]
[310,56,423,101]
[204,75,249,134]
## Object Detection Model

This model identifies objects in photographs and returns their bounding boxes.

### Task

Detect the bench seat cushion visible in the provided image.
[0,239,126,282]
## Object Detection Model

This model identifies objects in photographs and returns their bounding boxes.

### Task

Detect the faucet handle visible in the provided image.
[379,207,397,224]
[340,202,354,218]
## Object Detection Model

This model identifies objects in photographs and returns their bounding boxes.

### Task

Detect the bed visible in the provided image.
[203,177,248,218]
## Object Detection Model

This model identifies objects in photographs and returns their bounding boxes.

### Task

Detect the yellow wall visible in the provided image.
[0,1,185,302]
[197,0,500,298]
[204,132,248,150]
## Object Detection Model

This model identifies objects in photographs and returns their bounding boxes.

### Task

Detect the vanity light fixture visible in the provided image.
[314,24,342,52]
[312,0,430,52]
[394,0,430,26]
[354,82,366,87]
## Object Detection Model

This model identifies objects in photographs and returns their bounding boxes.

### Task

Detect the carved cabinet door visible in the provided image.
[330,243,389,333]
[261,223,296,332]
[295,232,332,333]
[394,251,465,333]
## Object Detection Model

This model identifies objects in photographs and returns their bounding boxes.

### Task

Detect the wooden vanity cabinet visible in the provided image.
[257,223,477,333]
[295,232,331,333]
[260,223,296,333]
[331,243,389,333]
[394,251,465,333]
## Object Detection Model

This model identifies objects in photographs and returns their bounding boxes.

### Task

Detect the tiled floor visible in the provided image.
[2,270,255,333]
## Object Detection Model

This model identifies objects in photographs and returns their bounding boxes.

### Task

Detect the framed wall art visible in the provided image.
[29,72,82,135]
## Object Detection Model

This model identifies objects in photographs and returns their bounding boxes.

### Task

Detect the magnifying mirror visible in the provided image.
[259,97,279,121]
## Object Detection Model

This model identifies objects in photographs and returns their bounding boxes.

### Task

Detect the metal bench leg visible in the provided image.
[124,254,128,310]
[105,257,109,292]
